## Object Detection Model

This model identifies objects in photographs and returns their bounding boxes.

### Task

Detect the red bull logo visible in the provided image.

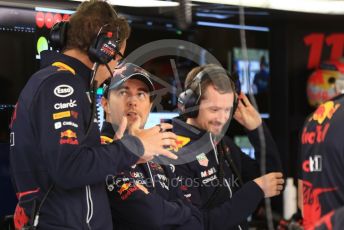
[60,129,77,138]
[14,205,29,230]
[118,183,131,195]
[310,210,334,230]
[60,129,78,145]
[302,180,336,229]
[120,186,140,200]
[310,101,340,125]
[100,135,113,144]
[167,135,190,152]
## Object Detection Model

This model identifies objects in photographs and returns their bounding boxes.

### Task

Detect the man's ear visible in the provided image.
[101,97,110,115]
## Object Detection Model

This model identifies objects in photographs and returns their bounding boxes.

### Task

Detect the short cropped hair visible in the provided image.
[185,64,234,99]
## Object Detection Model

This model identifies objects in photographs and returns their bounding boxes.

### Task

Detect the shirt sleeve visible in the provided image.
[33,73,143,189]
[175,162,264,230]
[106,170,202,229]
[230,140,261,182]
[204,181,264,229]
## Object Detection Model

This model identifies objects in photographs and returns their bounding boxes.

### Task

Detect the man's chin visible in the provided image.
[209,127,225,136]
[127,116,138,123]
[209,129,221,136]
[127,118,144,129]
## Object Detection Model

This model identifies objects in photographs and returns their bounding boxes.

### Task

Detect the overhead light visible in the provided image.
[192,0,344,14]
[196,21,269,32]
[71,0,179,7]
[196,12,231,19]
[35,7,75,14]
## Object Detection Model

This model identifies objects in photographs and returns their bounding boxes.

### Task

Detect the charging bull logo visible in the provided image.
[100,135,114,144]
[310,101,340,125]
[60,129,78,145]
[118,183,131,195]
[14,205,29,230]
[167,135,190,152]
[311,210,335,230]
[60,129,77,138]
[303,180,336,229]
[117,182,141,200]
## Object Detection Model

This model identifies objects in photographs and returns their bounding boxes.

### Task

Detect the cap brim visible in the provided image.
[109,73,155,92]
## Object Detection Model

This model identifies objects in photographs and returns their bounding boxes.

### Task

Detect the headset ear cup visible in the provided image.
[88,34,107,64]
[180,66,234,119]
[88,33,118,64]
[178,88,199,118]
[88,46,99,63]
[49,21,69,51]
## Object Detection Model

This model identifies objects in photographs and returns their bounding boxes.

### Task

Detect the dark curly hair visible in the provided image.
[65,0,130,54]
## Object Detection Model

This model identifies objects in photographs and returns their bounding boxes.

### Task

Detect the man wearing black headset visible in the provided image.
[173,64,284,230]
[100,63,203,230]
[9,1,177,229]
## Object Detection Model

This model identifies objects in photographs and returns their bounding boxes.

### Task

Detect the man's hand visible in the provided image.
[233,93,262,131]
[129,117,178,163]
[253,172,284,198]
[113,116,128,140]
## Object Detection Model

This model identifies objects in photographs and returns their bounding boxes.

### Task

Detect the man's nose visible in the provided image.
[127,95,138,106]
[218,110,229,123]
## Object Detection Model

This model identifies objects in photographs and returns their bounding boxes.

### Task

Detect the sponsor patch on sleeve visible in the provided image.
[54,121,79,130]
[196,153,209,167]
[53,111,71,120]
[110,175,148,200]
[118,182,142,200]
[59,129,78,145]
[54,99,77,110]
[54,84,74,98]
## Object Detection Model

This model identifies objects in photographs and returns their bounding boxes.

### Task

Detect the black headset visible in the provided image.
[49,21,69,51]
[31,18,123,230]
[49,21,123,65]
[178,66,238,118]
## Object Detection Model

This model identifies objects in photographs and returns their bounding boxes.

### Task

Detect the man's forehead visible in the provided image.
[203,86,233,99]
[201,98,233,108]
[201,87,233,106]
